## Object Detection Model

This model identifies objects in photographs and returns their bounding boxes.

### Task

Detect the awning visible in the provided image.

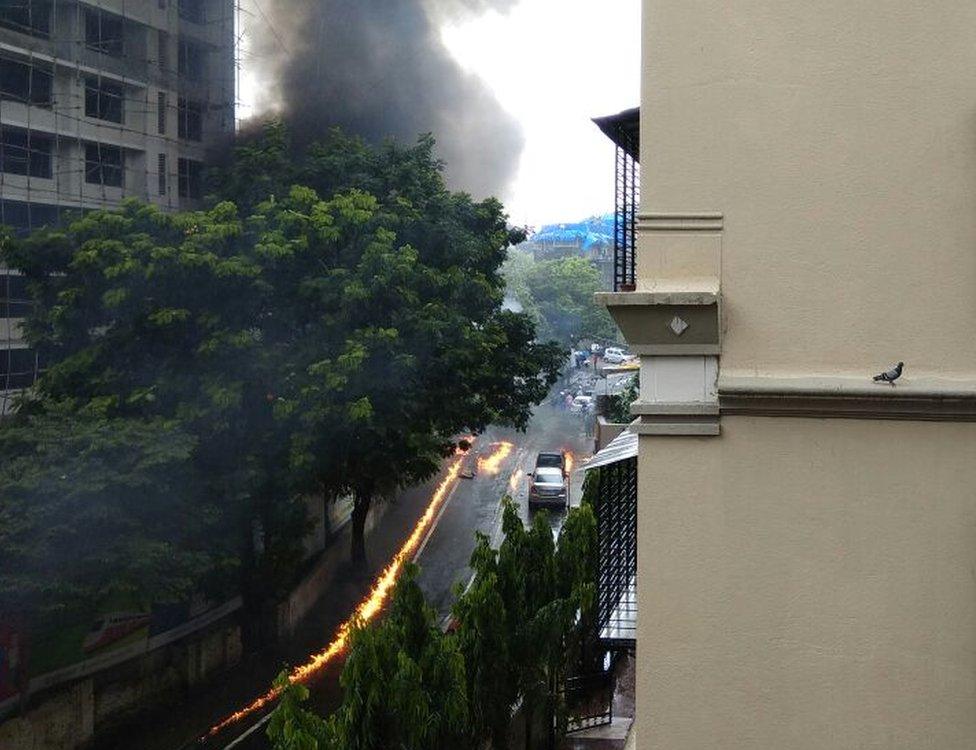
[578,424,638,472]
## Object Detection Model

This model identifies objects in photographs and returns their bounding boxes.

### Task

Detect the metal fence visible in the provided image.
[595,457,637,646]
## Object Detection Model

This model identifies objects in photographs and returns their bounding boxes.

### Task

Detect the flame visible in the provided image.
[206,443,480,739]
[508,468,523,493]
[477,441,514,476]
[564,452,574,474]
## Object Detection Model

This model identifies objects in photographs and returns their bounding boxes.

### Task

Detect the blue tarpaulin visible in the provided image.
[529,214,614,253]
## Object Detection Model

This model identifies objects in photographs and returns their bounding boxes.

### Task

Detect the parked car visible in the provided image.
[571,394,594,413]
[535,451,566,475]
[528,466,568,509]
[603,347,631,364]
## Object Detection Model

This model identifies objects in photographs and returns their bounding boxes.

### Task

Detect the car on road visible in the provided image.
[602,346,631,364]
[570,394,594,413]
[535,451,566,474]
[528,466,568,510]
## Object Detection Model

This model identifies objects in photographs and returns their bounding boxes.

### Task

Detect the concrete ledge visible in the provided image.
[719,373,976,421]
[630,343,721,356]
[634,421,721,436]
[595,288,718,307]
[630,401,720,416]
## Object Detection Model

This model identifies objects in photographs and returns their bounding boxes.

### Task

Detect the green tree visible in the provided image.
[327,565,469,750]
[268,500,599,750]
[266,674,331,750]
[214,126,564,566]
[451,533,517,748]
[517,256,616,346]
[606,373,639,422]
[0,406,219,626]
[3,199,306,644]
[453,499,598,748]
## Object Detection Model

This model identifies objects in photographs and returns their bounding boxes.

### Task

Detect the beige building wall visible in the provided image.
[628,2,976,749]
[641,0,976,379]
[638,419,976,749]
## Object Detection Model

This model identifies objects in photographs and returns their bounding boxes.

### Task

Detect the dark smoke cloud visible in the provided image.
[253,0,524,199]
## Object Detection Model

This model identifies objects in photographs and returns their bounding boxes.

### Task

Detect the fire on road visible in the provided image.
[205,438,513,742]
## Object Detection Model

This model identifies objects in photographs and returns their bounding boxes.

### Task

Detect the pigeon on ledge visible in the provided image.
[873,361,903,385]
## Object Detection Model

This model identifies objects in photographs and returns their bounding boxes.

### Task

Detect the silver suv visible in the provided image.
[528,453,568,509]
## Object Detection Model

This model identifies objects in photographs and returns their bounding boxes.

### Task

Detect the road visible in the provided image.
[415,407,591,621]
[104,403,592,750]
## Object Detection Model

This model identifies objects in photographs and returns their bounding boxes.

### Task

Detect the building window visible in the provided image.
[177,97,203,141]
[157,29,169,72]
[178,38,205,80]
[0,199,59,237]
[178,0,204,24]
[0,274,31,319]
[0,347,39,391]
[0,57,52,107]
[0,0,51,37]
[0,57,52,106]
[0,199,59,236]
[85,8,124,58]
[178,157,202,199]
[84,77,124,124]
[158,153,167,195]
[0,127,52,178]
[85,143,124,188]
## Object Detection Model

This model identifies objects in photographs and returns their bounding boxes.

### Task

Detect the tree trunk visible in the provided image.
[351,490,371,569]
[239,509,262,652]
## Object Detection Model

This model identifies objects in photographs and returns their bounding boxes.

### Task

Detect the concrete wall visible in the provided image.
[636,417,976,749]
[641,0,976,379]
[0,622,242,750]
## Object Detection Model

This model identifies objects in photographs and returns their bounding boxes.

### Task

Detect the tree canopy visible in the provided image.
[502,249,617,346]
[0,407,222,622]
[0,123,563,633]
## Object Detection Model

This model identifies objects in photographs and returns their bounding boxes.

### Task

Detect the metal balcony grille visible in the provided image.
[593,108,640,291]
[594,455,637,646]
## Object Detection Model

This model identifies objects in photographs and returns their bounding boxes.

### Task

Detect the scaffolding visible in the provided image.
[0,0,238,409]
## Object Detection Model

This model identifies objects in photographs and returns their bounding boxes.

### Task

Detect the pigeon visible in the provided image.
[872,361,903,385]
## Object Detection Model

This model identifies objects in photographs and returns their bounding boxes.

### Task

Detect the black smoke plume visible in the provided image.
[251,0,523,198]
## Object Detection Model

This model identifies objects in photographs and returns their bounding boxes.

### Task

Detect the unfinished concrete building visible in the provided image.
[0,0,236,410]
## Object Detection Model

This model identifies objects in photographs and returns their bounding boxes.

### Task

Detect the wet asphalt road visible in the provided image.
[416,407,592,621]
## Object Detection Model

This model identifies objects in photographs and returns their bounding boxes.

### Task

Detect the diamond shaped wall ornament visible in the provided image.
[668,316,689,336]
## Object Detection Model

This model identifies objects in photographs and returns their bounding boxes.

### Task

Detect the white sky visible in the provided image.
[239,0,640,229]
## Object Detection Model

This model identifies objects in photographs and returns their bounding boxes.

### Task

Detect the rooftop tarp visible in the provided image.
[528,215,614,253]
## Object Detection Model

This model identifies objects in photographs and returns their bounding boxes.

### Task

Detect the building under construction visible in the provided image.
[0,0,236,409]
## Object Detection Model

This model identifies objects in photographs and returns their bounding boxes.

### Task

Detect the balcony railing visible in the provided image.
[593,108,640,291]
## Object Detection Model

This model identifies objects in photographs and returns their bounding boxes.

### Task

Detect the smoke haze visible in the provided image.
[252,0,524,199]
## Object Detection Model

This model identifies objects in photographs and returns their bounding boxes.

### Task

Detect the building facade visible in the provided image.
[0,0,235,409]
[600,2,976,748]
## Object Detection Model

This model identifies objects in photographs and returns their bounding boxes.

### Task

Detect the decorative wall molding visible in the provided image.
[638,212,724,232]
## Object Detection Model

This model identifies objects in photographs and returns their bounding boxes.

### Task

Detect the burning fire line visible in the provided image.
[477,441,513,476]
[206,438,508,739]
[508,467,523,493]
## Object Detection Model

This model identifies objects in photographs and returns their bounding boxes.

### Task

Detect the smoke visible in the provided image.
[250,0,524,199]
